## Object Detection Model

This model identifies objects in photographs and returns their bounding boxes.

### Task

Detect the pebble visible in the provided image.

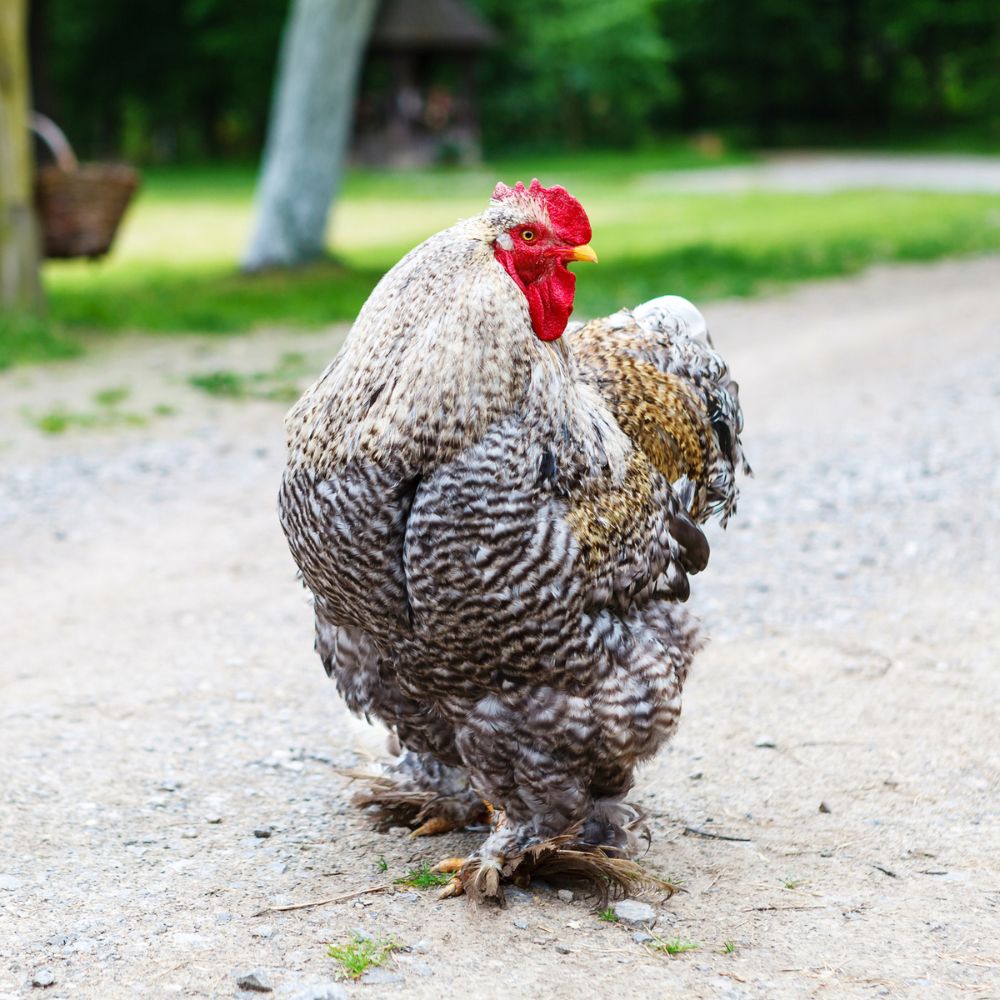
[754,736,777,749]
[288,984,347,1000]
[31,968,56,988]
[409,962,433,977]
[410,939,432,954]
[251,924,274,939]
[205,814,223,825]
[360,969,405,985]
[513,918,528,929]
[253,828,272,839]
[613,899,656,927]
[0,874,23,891]
[819,801,832,813]
[504,887,533,906]
[395,891,420,902]
[557,889,574,903]
[554,943,571,955]
[387,826,411,837]
[236,971,272,993]
[632,931,654,944]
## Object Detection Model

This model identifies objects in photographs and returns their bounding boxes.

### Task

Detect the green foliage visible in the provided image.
[326,934,398,981]
[660,0,1000,144]
[375,857,388,873]
[43,0,286,160]
[37,0,1000,161]
[598,907,620,923]
[393,864,454,890]
[471,0,674,150]
[722,940,736,954]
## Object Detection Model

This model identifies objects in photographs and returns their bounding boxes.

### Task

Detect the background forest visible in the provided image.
[36,0,1000,162]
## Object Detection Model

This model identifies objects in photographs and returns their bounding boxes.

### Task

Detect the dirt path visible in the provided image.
[643,151,1000,193]
[2,256,999,1000]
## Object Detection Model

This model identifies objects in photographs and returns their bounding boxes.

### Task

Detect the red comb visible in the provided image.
[492,178,591,246]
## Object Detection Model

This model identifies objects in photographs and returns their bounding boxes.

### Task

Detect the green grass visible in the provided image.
[326,934,398,981]
[26,405,148,434]
[598,907,620,923]
[393,864,453,890]
[3,142,998,370]
[646,935,699,956]
[187,351,311,403]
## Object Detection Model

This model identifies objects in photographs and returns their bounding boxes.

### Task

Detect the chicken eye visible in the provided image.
[521,230,535,242]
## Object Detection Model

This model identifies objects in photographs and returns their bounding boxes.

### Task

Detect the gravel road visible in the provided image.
[642,151,1000,193]
[1,255,998,999]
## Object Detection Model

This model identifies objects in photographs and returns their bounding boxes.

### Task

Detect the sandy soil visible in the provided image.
[1,255,998,1000]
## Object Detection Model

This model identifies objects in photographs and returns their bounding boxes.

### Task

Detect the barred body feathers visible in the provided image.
[279,182,747,895]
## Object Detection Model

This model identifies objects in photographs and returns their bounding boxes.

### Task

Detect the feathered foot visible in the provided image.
[340,753,490,836]
[430,815,676,908]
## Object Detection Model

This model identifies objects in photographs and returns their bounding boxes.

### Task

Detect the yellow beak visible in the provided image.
[567,243,598,264]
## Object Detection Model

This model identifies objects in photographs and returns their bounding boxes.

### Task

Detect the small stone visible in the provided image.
[754,736,777,749]
[504,887,533,906]
[215,910,233,924]
[613,899,656,927]
[360,969,404,985]
[410,939,432,954]
[179,828,199,839]
[288,984,347,1000]
[0,874,23,890]
[513,918,528,930]
[554,944,571,955]
[557,889,574,903]
[818,801,832,814]
[251,924,274,939]
[632,931,654,944]
[409,963,433,977]
[253,828,272,839]
[205,814,223,825]
[387,826,411,837]
[395,891,420,902]
[236,971,272,992]
[819,849,834,858]
[688,771,704,781]
[31,968,56,988]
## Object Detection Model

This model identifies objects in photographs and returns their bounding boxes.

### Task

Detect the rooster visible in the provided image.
[279,180,748,903]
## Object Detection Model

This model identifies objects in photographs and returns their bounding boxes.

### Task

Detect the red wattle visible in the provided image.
[494,246,577,342]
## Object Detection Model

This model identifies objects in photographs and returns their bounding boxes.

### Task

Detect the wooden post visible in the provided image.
[0,0,43,311]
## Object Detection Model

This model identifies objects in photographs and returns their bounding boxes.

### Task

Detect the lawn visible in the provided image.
[3,144,1000,369]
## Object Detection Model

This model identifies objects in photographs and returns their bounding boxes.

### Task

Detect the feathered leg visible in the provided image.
[318,620,489,836]
[348,748,489,836]
[434,689,674,907]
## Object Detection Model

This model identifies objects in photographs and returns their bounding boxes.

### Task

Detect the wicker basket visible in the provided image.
[31,113,140,260]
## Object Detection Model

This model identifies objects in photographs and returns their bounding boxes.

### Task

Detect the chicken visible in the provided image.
[279,179,748,903]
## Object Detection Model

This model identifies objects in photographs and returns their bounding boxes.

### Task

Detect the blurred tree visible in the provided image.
[1,0,43,311]
[40,0,288,160]
[662,0,1000,144]
[471,0,674,149]
[243,0,377,270]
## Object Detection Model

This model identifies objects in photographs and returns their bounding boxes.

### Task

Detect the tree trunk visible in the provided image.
[0,0,43,311]
[243,0,377,271]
